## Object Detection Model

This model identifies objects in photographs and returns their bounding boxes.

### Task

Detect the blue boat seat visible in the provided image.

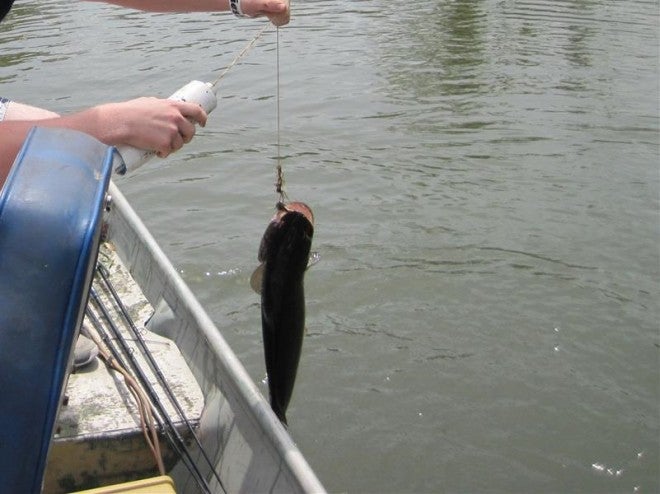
[0,127,115,493]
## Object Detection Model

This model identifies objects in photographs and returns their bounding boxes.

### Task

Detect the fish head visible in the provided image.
[275,201,314,227]
[252,202,315,294]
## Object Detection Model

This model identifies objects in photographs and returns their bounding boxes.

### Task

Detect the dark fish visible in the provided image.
[251,202,314,425]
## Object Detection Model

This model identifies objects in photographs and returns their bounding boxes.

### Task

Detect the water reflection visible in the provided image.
[433,1,486,73]
[376,0,605,104]
[372,0,630,154]
[0,2,44,73]
[0,0,70,78]
[376,0,487,103]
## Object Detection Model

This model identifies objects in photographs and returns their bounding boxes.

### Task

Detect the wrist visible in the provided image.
[229,0,247,17]
[86,103,128,147]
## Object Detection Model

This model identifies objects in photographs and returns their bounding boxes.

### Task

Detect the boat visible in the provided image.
[0,127,325,494]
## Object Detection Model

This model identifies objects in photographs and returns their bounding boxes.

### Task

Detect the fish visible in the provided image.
[251,201,314,425]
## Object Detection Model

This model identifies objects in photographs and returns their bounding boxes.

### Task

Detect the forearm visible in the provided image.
[0,98,207,188]
[0,109,108,185]
[83,0,289,23]
[84,0,229,13]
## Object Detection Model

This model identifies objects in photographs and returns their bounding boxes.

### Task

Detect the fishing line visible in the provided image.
[211,23,270,90]
[117,24,276,174]
[275,26,288,201]
[211,23,285,200]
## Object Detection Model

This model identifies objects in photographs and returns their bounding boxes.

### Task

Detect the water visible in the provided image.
[2,0,659,492]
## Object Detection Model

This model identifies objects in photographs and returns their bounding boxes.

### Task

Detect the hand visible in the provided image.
[239,0,290,26]
[96,97,208,158]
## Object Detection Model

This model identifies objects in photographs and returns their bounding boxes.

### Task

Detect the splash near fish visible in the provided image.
[251,202,314,425]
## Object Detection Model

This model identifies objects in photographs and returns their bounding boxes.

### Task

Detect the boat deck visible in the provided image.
[43,243,204,493]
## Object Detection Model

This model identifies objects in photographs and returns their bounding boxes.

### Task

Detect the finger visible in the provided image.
[179,117,196,144]
[268,12,290,26]
[267,0,290,26]
[175,101,208,127]
[265,0,287,13]
[241,0,289,23]
[156,132,184,158]
[170,132,185,152]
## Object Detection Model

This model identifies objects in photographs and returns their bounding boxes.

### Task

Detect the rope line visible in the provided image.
[275,26,287,201]
[211,24,270,89]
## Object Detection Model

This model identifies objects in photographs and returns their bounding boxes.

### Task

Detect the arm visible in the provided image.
[0,98,207,186]
[0,0,290,186]
[85,0,290,24]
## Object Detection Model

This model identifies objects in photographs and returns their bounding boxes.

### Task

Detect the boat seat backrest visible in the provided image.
[0,127,114,493]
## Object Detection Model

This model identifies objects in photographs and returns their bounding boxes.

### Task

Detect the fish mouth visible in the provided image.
[275,201,314,226]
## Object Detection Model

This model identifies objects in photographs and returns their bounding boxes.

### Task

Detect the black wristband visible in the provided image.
[230,0,247,17]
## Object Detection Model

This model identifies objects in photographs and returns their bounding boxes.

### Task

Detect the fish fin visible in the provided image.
[307,251,320,270]
[250,263,264,294]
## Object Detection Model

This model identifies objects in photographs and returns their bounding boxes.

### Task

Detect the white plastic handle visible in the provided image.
[115,80,218,174]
